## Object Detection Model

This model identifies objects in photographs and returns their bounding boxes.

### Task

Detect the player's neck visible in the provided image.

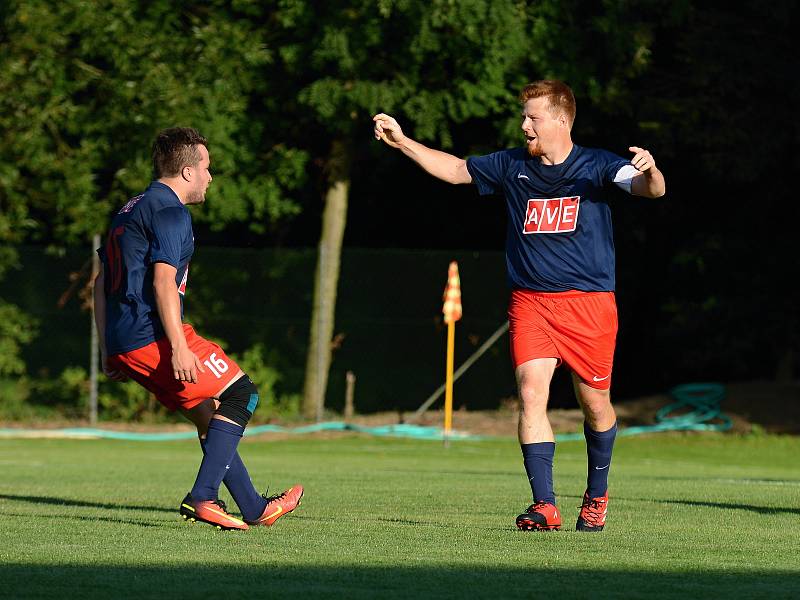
[539,140,574,166]
[157,178,188,204]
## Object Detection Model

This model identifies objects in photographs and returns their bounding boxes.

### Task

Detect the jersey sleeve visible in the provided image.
[611,164,640,194]
[149,206,189,268]
[466,150,513,196]
[598,150,633,189]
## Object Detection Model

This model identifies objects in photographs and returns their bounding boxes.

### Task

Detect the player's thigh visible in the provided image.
[181,324,243,400]
[516,357,558,408]
[180,398,219,437]
[555,292,617,389]
[571,373,612,413]
[508,290,562,369]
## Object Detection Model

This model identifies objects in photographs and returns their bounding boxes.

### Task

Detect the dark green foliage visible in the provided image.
[0,0,308,385]
[0,1,795,415]
[0,0,306,244]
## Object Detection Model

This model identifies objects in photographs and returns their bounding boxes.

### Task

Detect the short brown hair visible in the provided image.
[519,80,576,127]
[152,127,208,178]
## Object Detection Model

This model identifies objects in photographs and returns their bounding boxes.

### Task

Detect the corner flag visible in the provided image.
[442,261,461,443]
[442,261,462,323]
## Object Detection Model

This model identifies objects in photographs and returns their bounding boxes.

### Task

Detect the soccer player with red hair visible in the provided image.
[374,80,665,531]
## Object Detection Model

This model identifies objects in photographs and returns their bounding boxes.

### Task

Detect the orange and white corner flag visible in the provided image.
[442,261,462,323]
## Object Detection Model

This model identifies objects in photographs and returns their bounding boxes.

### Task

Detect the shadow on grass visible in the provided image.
[638,475,800,486]
[2,564,797,599]
[660,499,800,516]
[1,511,161,528]
[615,493,800,516]
[0,493,173,514]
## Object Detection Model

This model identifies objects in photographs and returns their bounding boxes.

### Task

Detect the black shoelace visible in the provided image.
[262,489,286,504]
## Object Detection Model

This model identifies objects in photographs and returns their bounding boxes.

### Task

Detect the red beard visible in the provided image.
[526,139,544,157]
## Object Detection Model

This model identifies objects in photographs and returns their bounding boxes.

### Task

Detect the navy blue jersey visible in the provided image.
[466,145,630,292]
[98,181,194,354]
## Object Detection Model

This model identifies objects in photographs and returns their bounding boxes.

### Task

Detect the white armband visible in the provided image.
[612,164,640,194]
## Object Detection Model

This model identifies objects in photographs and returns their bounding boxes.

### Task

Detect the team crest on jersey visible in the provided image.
[178,265,189,295]
[118,194,144,214]
[522,196,580,234]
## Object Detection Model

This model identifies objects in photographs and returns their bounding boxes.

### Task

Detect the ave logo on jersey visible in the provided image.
[522,196,580,234]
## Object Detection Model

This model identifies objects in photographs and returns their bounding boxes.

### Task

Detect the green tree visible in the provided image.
[0,0,308,382]
[0,0,307,243]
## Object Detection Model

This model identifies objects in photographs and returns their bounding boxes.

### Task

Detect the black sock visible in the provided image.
[584,421,617,498]
[521,442,556,505]
[190,419,243,501]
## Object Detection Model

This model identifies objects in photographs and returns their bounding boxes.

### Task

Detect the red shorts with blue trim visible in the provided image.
[108,324,242,411]
[508,290,618,390]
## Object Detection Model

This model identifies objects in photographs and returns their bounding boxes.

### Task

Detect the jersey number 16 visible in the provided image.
[204,353,229,379]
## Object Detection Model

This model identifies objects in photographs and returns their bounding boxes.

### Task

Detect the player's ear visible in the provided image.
[181,165,192,182]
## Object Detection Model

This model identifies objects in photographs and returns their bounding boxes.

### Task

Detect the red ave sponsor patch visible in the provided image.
[523,196,580,234]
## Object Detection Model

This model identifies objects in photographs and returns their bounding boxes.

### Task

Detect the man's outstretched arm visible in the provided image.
[372,113,472,185]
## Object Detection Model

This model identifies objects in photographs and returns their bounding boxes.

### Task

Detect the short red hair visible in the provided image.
[519,80,576,128]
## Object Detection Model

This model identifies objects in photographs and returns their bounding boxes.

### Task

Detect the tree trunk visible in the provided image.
[302,140,350,420]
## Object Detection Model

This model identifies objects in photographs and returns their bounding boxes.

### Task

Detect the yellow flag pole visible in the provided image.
[444,318,455,446]
[441,260,461,447]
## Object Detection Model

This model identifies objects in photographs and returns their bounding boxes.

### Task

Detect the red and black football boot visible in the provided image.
[576,491,608,532]
[516,501,562,531]
[246,484,304,527]
[179,493,249,531]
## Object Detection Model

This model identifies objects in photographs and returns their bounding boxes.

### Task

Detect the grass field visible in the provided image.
[1,432,799,599]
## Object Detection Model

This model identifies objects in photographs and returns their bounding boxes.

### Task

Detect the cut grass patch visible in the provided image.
[1,433,799,598]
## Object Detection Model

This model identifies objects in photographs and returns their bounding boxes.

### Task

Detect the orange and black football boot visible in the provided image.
[246,484,304,527]
[575,491,608,532]
[180,493,249,531]
[516,501,562,531]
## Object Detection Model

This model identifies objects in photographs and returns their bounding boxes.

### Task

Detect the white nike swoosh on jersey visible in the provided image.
[517,173,530,180]
[592,374,610,381]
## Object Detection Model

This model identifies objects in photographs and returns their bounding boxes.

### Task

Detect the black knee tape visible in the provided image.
[216,375,259,427]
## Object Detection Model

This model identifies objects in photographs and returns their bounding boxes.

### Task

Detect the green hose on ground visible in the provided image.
[0,383,731,441]
[555,382,731,441]
[635,382,732,433]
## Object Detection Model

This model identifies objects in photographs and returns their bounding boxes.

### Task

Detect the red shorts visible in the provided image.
[108,324,242,411]
[508,290,618,390]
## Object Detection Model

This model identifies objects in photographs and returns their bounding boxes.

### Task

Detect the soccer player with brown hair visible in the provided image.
[94,127,303,530]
